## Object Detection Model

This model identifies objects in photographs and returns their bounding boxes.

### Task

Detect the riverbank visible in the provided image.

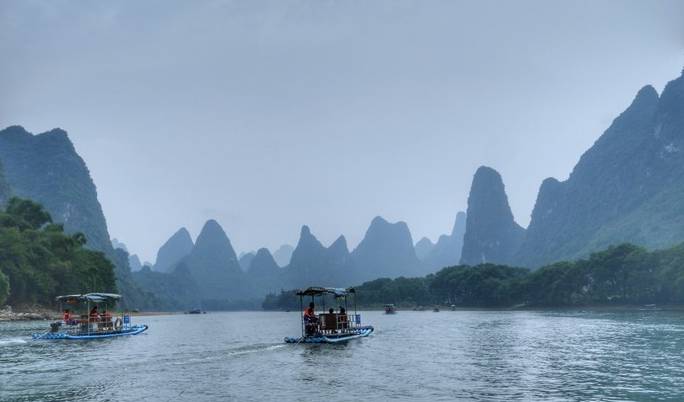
[262,303,684,312]
[0,305,59,322]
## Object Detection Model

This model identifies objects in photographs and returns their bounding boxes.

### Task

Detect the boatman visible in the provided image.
[304,302,318,335]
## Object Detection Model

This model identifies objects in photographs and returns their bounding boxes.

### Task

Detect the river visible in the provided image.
[1,309,683,401]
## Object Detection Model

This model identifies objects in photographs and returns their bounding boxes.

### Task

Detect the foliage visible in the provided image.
[430,264,529,307]
[0,197,116,306]
[0,270,9,305]
[354,277,433,307]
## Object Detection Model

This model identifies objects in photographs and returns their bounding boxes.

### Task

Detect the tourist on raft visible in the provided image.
[63,309,77,325]
[303,302,318,335]
[338,306,348,329]
[89,306,99,321]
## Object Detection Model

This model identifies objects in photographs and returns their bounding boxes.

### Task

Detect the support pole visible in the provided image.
[299,295,304,338]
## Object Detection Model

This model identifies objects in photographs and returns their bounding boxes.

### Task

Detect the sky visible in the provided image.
[1,0,683,262]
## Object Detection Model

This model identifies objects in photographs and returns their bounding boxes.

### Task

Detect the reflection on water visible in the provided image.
[1,310,684,401]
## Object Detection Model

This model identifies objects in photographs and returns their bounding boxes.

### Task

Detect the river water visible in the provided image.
[1,309,684,401]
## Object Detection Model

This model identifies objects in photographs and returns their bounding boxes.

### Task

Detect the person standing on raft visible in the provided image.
[303,302,318,335]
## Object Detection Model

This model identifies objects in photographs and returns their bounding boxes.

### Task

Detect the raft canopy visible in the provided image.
[296,287,355,297]
[55,293,122,303]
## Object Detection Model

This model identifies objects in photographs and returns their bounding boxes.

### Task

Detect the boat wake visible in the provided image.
[171,343,286,365]
[0,337,28,347]
[226,343,286,356]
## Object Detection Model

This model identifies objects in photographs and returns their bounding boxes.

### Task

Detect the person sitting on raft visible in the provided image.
[303,302,318,335]
[63,309,76,325]
[338,306,348,330]
[100,309,113,328]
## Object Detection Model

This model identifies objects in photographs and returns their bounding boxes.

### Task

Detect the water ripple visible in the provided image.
[1,310,684,401]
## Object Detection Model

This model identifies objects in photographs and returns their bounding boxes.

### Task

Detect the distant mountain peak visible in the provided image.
[182,219,242,299]
[2,125,29,137]
[414,237,435,260]
[352,216,420,278]
[461,166,524,266]
[272,244,294,267]
[194,219,233,251]
[634,85,658,103]
[370,216,389,226]
[154,227,194,272]
[451,211,466,236]
[420,211,466,271]
[295,225,323,249]
[248,248,279,275]
[238,251,256,271]
[329,235,349,254]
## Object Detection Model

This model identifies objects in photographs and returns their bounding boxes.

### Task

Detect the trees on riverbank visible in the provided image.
[0,198,116,306]
[263,242,684,309]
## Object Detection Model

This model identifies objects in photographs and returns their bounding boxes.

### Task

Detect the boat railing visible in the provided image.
[58,313,134,335]
[317,313,363,334]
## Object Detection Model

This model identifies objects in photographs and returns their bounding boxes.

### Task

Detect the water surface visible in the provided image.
[1,310,683,401]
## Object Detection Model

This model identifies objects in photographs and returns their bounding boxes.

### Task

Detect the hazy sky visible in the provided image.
[1,0,683,262]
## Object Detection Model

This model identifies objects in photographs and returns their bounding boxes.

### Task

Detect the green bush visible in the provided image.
[0,197,116,306]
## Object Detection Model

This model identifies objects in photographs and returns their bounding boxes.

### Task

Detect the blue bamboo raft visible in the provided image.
[33,324,148,340]
[284,325,374,344]
[284,287,375,344]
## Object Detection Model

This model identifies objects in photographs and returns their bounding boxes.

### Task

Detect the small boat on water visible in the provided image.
[32,293,148,340]
[433,307,440,312]
[384,304,397,314]
[284,287,374,344]
[185,309,206,314]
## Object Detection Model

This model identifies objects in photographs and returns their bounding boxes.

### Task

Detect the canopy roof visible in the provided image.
[296,287,355,297]
[55,293,122,303]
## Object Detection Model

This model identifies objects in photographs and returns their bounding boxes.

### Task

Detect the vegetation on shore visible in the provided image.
[263,242,684,310]
[0,197,116,306]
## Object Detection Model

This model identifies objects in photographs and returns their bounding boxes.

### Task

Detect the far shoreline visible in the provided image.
[3,304,683,322]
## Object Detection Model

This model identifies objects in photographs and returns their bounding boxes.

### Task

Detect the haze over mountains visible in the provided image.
[1,70,684,309]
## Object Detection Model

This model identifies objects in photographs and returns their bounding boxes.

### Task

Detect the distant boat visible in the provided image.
[433,307,440,312]
[32,293,148,340]
[186,309,205,314]
[384,304,397,314]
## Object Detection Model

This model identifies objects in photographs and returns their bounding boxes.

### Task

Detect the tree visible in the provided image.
[0,270,9,306]
[0,197,116,306]
[5,197,52,229]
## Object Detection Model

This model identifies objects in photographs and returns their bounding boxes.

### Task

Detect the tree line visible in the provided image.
[263,242,684,309]
[0,197,116,307]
